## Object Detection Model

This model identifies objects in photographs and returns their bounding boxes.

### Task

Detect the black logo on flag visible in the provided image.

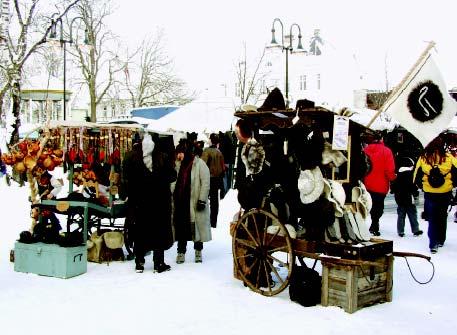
[407,80,443,122]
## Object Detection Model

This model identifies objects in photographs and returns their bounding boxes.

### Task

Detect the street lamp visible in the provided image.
[48,15,90,121]
[269,18,305,108]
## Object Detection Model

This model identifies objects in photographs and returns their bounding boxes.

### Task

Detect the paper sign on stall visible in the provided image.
[332,116,349,150]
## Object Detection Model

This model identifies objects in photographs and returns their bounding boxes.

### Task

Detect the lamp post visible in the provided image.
[49,16,90,121]
[269,18,305,108]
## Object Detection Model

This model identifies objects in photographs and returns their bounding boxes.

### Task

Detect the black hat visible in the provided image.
[258,87,286,111]
[18,230,34,244]
[295,99,315,110]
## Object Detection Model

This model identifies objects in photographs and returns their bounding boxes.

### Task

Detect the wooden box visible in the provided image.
[321,254,393,313]
[14,242,87,279]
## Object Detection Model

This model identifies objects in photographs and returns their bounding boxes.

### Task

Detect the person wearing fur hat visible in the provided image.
[390,156,423,237]
[363,131,396,236]
[173,138,211,264]
[122,133,177,273]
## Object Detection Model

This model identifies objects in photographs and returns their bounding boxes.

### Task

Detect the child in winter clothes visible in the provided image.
[391,156,423,237]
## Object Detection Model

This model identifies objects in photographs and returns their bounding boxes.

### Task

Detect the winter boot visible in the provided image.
[195,250,202,263]
[154,263,171,273]
[135,263,144,273]
[176,253,185,264]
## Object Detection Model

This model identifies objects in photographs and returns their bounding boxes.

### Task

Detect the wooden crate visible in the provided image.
[321,254,393,313]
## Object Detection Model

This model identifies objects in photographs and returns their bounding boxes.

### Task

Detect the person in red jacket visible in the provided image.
[363,132,396,236]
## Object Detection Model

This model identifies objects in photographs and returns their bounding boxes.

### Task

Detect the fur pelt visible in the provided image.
[241,138,265,175]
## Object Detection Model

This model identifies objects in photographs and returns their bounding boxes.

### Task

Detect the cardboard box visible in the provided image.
[14,242,87,279]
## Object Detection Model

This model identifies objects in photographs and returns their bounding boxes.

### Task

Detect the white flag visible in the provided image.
[382,44,457,147]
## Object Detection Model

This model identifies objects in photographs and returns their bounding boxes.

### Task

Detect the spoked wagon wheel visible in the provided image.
[232,208,294,296]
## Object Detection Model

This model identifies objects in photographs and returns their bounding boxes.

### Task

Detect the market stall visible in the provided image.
[2,121,173,277]
[230,100,431,313]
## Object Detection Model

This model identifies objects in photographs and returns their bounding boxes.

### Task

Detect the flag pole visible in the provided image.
[366,41,436,129]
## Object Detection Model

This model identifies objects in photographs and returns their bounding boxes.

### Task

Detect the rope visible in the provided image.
[399,256,435,285]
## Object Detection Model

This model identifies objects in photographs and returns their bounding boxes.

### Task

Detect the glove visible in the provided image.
[196,200,206,211]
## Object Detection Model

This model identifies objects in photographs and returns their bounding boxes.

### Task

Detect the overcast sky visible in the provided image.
[108,0,457,95]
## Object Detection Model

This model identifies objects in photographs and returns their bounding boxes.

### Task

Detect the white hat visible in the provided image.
[321,141,347,167]
[351,181,372,219]
[297,167,325,204]
[266,224,297,239]
[240,104,258,112]
[323,179,346,217]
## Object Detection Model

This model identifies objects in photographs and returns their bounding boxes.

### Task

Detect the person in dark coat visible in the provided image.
[122,133,177,273]
[390,156,423,237]
[201,133,226,228]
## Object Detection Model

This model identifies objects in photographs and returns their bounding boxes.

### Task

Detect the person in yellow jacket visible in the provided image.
[413,136,457,253]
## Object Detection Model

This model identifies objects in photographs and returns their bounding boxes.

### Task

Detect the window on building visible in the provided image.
[317,74,321,90]
[299,75,307,91]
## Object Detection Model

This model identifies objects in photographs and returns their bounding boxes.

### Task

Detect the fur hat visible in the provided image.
[323,179,346,217]
[321,141,347,167]
[297,167,324,204]
[103,231,124,249]
[241,138,265,175]
[351,181,372,220]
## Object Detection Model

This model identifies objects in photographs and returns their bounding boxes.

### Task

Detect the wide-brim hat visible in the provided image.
[351,181,372,219]
[103,231,124,249]
[297,167,324,204]
[321,142,347,167]
[240,104,258,112]
[323,179,346,217]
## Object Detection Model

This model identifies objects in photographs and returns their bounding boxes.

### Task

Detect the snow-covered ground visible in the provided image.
[1,178,457,335]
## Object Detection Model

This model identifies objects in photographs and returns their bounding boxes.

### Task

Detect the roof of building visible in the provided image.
[130,105,180,120]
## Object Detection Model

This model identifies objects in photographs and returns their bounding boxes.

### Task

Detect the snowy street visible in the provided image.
[1,181,456,335]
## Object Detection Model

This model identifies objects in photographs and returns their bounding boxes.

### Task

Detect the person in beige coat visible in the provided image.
[173,139,211,263]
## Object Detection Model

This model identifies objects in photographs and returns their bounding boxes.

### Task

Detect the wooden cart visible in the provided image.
[231,107,396,312]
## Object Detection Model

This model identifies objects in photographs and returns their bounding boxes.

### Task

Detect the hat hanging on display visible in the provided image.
[351,181,372,220]
[297,166,325,204]
[241,138,266,175]
[323,178,346,217]
[321,141,348,167]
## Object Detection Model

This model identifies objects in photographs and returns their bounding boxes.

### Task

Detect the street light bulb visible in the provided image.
[270,28,278,45]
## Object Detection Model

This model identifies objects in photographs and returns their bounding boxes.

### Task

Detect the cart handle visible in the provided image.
[393,251,431,261]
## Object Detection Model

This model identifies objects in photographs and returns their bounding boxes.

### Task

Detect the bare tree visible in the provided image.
[236,43,268,105]
[69,0,125,122]
[0,0,80,145]
[121,31,194,108]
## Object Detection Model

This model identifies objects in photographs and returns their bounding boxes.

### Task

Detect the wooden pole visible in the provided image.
[366,41,436,129]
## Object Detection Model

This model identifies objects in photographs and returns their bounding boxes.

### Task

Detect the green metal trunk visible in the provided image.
[14,242,87,279]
